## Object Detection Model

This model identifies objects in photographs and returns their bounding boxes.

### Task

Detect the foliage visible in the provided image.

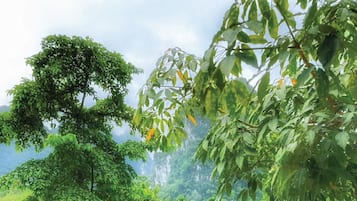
[136,0,357,200]
[0,35,148,200]
[130,176,162,201]
[154,118,242,201]
[0,188,33,201]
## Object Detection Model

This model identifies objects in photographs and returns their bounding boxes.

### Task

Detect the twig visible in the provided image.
[275,1,311,67]
[237,119,258,128]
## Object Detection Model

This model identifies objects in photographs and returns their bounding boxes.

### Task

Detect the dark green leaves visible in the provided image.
[249,1,258,21]
[2,35,146,201]
[268,11,279,39]
[315,69,329,98]
[317,34,340,69]
[258,0,271,17]
[258,72,270,102]
[236,45,258,68]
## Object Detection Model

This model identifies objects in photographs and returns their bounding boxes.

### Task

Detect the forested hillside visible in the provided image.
[152,118,224,200]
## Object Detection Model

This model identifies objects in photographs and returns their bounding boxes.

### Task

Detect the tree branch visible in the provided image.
[275,1,311,67]
[231,45,297,51]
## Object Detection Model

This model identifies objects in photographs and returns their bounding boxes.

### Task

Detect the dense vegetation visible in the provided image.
[152,118,243,201]
[0,35,155,201]
[1,0,357,200]
[136,0,357,200]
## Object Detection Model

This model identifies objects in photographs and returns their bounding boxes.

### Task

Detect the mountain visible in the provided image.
[0,105,9,113]
[150,118,241,201]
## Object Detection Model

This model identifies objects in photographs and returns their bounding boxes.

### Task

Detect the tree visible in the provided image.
[0,35,148,200]
[135,0,357,200]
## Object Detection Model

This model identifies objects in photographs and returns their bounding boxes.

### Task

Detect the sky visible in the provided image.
[0,0,233,106]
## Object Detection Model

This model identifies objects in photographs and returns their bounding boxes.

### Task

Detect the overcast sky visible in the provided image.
[0,0,233,106]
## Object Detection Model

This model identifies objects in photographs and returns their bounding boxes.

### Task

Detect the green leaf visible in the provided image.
[304,1,317,28]
[204,87,219,118]
[348,71,357,99]
[237,31,250,43]
[281,0,289,11]
[222,28,240,46]
[296,67,313,87]
[297,0,307,9]
[235,155,244,169]
[317,34,339,69]
[219,55,236,76]
[236,45,258,68]
[217,162,224,174]
[249,1,258,21]
[258,72,270,102]
[268,118,278,131]
[305,130,315,145]
[315,69,329,98]
[258,0,271,17]
[201,140,209,151]
[247,21,264,34]
[231,58,242,76]
[268,11,279,39]
[220,145,226,161]
[335,132,349,150]
[249,35,268,44]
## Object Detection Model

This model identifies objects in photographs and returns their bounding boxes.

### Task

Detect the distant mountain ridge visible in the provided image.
[0,105,10,113]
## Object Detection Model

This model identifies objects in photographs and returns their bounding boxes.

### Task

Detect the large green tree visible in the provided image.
[0,35,148,200]
[136,0,357,200]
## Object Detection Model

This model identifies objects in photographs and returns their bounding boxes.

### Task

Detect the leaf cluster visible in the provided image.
[137,0,357,200]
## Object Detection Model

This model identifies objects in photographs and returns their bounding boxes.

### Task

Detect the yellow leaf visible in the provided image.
[177,70,185,81]
[291,78,297,86]
[188,115,198,126]
[277,78,284,88]
[146,128,156,141]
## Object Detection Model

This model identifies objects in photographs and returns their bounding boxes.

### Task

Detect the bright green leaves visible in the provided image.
[45,133,77,147]
[258,72,270,102]
[136,48,200,149]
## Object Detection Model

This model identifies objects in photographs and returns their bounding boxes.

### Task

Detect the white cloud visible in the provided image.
[0,0,232,106]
